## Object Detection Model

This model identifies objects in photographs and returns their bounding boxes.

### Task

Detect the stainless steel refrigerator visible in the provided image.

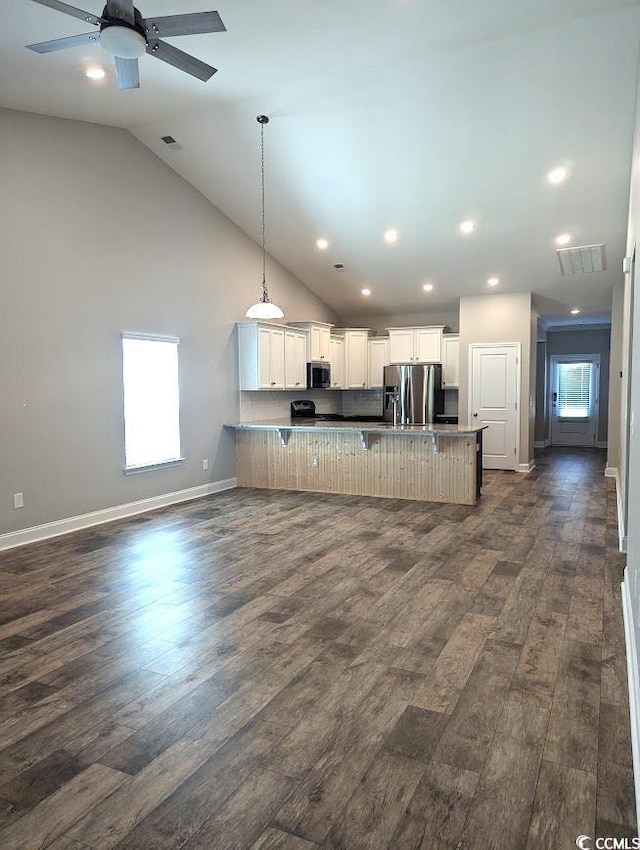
[383,364,444,424]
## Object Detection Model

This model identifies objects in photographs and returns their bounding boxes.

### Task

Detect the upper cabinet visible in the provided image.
[284,329,308,390]
[329,336,345,389]
[368,337,390,388]
[334,329,370,389]
[442,334,460,388]
[387,326,444,364]
[288,321,333,362]
[238,322,286,390]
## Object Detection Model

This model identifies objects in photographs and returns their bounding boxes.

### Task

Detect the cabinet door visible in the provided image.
[329,337,344,388]
[368,338,389,388]
[388,330,414,364]
[285,331,306,390]
[345,331,369,388]
[269,328,285,389]
[414,328,442,363]
[310,326,331,361]
[442,335,460,387]
[258,327,273,389]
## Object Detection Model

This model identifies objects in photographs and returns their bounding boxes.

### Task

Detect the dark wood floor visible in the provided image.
[0,448,635,849]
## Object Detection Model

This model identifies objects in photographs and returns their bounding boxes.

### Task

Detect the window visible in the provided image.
[122,334,182,470]
[557,361,593,419]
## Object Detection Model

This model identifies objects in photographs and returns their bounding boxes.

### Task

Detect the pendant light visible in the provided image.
[245,115,284,320]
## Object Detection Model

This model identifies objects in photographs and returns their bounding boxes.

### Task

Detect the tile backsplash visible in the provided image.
[239,389,383,422]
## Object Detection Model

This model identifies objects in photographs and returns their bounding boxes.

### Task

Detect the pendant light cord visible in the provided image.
[260,118,267,295]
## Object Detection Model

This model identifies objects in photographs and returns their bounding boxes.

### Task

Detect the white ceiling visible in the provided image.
[3,0,640,324]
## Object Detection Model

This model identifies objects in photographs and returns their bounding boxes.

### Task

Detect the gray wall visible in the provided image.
[0,108,337,534]
[545,328,611,445]
[535,341,548,445]
[341,310,459,334]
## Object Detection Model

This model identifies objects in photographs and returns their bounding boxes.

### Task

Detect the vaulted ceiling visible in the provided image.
[3,0,640,324]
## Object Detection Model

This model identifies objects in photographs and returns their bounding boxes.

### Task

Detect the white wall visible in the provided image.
[608,281,624,472]
[341,310,459,334]
[458,292,535,466]
[0,108,337,535]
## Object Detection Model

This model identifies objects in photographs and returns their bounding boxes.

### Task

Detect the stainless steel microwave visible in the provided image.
[307,362,331,389]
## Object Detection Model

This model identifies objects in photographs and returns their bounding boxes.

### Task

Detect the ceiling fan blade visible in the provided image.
[26,30,99,53]
[28,0,103,26]
[147,40,217,82]
[106,0,134,25]
[142,11,226,38]
[115,56,139,90]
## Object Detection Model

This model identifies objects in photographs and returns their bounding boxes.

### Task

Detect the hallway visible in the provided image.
[0,449,635,848]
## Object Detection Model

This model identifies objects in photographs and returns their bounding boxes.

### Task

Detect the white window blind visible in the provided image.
[557,361,593,419]
[122,334,181,470]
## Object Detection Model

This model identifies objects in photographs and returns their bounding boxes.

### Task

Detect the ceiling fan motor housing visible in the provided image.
[99,5,147,58]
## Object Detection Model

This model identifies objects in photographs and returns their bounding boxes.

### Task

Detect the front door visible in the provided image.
[550,355,600,447]
[470,344,519,470]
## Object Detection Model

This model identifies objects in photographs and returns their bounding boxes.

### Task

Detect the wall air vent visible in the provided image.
[557,244,606,275]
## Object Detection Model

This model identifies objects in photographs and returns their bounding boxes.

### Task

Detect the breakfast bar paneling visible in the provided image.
[235,429,480,505]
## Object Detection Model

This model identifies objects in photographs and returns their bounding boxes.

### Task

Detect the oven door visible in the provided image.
[307,362,331,389]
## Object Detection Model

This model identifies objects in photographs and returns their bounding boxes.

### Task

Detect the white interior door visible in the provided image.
[550,355,599,447]
[470,344,519,470]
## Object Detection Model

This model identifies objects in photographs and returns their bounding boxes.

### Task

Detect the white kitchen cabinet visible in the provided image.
[442,334,460,388]
[284,330,307,390]
[329,336,344,388]
[387,326,444,364]
[289,321,333,362]
[337,329,369,389]
[238,322,286,390]
[368,337,390,388]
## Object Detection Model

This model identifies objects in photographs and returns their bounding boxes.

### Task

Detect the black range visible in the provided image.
[290,400,383,423]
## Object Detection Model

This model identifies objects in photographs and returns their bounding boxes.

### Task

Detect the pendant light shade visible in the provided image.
[245,115,284,320]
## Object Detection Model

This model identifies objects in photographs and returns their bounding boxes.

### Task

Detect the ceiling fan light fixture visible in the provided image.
[99,25,146,59]
[245,115,285,320]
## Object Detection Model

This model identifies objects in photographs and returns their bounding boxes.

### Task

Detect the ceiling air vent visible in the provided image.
[557,244,606,275]
[160,135,183,151]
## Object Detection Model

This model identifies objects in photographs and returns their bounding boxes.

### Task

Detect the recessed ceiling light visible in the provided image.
[548,166,569,185]
[316,238,329,250]
[384,229,399,244]
[459,220,476,235]
[85,67,106,80]
[570,307,580,315]
[361,288,371,296]
[555,233,572,246]
[487,276,500,287]
[423,283,434,292]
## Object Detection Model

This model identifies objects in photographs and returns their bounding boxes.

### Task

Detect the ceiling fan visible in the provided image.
[26,0,226,90]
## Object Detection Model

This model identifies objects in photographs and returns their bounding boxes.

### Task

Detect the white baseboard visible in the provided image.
[605,467,627,552]
[622,576,640,833]
[0,478,237,552]
[534,440,549,449]
[517,460,536,473]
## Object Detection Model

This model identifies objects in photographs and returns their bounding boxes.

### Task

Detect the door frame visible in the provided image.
[468,342,521,470]
[549,353,600,448]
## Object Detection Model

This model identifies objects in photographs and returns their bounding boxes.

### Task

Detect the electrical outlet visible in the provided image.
[202,459,209,471]
[311,456,319,468]
[13,493,24,509]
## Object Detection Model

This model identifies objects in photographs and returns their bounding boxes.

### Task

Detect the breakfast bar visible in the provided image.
[227,420,486,505]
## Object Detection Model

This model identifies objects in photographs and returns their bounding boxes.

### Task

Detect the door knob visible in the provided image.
[473,413,478,417]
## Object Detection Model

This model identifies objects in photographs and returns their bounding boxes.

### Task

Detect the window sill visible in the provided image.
[124,458,185,475]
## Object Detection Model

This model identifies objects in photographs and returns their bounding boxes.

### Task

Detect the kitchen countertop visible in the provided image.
[227,419,486,436]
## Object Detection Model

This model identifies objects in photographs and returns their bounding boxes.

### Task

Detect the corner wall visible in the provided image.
[459,292,535,467]
[0,108,337,536]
